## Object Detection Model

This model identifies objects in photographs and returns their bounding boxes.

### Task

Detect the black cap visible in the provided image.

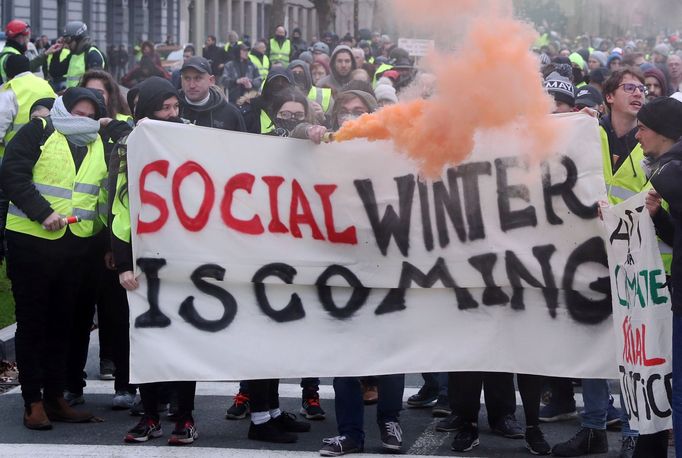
[181,56,212,75]
[575,86,604,108]
[637,97,682,141]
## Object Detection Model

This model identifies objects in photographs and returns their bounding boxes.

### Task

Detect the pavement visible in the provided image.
[0,330,674,457]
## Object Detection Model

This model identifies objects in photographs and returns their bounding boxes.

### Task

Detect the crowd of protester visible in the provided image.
[1,16,682,458]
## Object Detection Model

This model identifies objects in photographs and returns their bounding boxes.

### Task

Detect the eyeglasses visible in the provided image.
[277,111,306,121]
[618,83,647,95]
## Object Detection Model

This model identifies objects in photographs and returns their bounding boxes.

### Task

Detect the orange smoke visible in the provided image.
[335,2,558,178]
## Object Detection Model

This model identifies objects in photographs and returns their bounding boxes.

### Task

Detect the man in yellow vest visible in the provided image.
[249,40,270,80]
[268,25,292,67]
[60,21,106,88]
[0,19,31,84]
[288,59,332,117]
[0,87,107,430]
[0,55,56,158]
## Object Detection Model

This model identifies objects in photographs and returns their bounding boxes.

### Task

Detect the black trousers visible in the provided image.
[140,381,196,421]
[449,372,517,426]
[8,234,87,407]
[518,374,544,427]
[97,268,134,393]
[248,379,280,412]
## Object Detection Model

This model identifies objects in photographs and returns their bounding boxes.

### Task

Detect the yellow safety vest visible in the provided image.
[249,53,270,80]
[0,73,56,157]
[260,110,274,134]
[600,127,673,273]
[0,46,21,83]
[66,47,105,88]
[372,63,394,88]
[111,139,131,241]
[308,86,332,113]
[224,40,244,53]
[6,122,107,239]
[269,38,291,66]
[47,48,71,67]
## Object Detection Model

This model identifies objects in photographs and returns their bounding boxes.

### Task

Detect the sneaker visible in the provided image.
[490,414,524,439]
[619,436,637,458]
[248,419,297,443]
[168,418,198,445]
[301,393,326,420]
[380,421,403,451]
[406,386,438,408]
[431,395,451,417]
[539,402,578,422]
[319,435,363,456]
[225,392,250,420]
[273,411,311,432]
[124,416,163,443]
[99,359,116,381]
[64,391,84,407]
[451,422,480,452]
[525,426,551,455]
[551,427,608,456]
[436,413,466,432]
[112,391,136,410]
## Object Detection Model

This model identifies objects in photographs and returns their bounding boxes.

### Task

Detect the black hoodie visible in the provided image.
[179,86,246,132]
[240,68,294,134]
[650,142,682,313]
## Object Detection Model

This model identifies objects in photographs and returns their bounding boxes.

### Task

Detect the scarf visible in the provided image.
[50,96,100,147]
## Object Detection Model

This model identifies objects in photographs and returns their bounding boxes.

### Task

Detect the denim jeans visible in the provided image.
[619,393,637,438]
[673,315,682,458]
[581,378,609,429]
[333,374,405,445]
[422,372,448,397]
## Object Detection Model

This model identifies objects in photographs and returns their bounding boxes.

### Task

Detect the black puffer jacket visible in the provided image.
[650,141,682,313]
[178,86,246,132]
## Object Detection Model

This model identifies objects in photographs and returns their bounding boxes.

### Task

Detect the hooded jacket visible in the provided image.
[316,45,357,92]
[179,86,246,132]
[650,142,682,313]
[288,59,313,92]
[240,68,294,134]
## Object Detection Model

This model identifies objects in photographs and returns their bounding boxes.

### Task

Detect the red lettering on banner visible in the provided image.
[314,185,358,245]
[262,176,288,234]
[290,179,325,240]
[220,173,265,235]
[622,316,666,367]
[172,161,215,232]
[138,160,170,234]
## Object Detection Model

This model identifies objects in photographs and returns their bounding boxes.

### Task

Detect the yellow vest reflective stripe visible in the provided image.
[0,46,21,82]
[372,63,394,88]
[260,109,274,133]
[269,39,291,65]
[66,47,105,88]
[308,86,332,112]
[0,73,55,157]
[249,53,270,80]
[600,126,672,273]
[6,127,107,239]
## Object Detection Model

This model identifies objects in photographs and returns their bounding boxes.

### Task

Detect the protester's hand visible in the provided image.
[104,252,116,270]
[119,271,139,291]
[42,211,66,232]
[645,189,662,217]
[99,117,113,128]
[306,125,328,144]
[309,100,325,122]
[597,200,609,221]
[46,43,62,55]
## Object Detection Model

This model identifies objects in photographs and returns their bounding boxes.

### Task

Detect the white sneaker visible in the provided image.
[113,391,136,410]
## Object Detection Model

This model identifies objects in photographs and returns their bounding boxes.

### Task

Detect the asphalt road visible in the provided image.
[0,331,673,457]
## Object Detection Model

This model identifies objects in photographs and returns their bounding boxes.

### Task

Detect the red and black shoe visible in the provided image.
[225,392,250,420]
[300,393,326,420]
[124,416,162,443]
[168,417,198,446]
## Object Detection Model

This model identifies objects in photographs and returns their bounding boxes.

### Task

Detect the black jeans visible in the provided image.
[248,379,280,412]
[8,234,88,407]
[449,372,516,426]
[140,381,196,421]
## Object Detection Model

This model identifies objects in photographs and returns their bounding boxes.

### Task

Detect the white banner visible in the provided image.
[397,38,435,57]
[125,114,617,383]
[602,193,673,434]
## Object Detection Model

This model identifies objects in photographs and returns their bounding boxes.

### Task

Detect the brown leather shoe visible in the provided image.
[44,397,94,423]
[362,384,378,405]
[23,401,53,430]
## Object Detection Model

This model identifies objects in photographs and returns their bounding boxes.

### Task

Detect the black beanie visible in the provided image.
[62,87,103,119]
[133,76,179,121]
[6,54,30,79]
[637,97,682,141]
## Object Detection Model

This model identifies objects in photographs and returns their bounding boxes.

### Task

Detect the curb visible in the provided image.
[0,322,16,362]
